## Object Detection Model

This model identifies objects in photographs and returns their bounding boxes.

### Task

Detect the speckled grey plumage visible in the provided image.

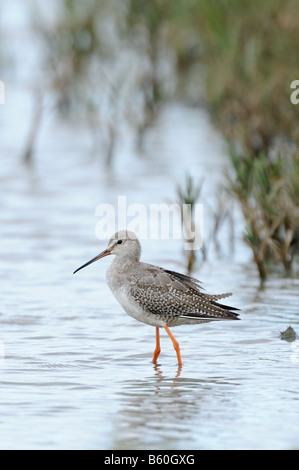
[104,231,239,328]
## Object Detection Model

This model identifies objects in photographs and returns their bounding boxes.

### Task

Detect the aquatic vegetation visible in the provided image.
[125,1,198,113]
[190,0,299,155]
[187,0,299,279]
[12,0,299,279]
[26,1,135,165]
[127,0,299,279]
[22,92,44,164]
[176,174,204,274]
[25,0,200,164]
[228,150,299,280]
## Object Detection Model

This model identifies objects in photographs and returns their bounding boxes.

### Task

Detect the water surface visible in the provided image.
[1,2,299,448]
[1,99,299,450]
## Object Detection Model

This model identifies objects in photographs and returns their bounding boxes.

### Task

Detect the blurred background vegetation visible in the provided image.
[192,0,299,280]
[4,0,299,280]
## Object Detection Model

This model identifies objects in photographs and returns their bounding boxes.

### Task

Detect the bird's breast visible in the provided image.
[105,261,166,327]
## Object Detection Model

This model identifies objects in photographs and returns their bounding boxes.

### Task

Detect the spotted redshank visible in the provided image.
[74,230,239,365]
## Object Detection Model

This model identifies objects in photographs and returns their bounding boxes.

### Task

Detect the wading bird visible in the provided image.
[74,230,239,365]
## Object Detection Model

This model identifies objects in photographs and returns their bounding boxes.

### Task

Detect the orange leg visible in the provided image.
[152,327,161,363]
[164,325,183,366]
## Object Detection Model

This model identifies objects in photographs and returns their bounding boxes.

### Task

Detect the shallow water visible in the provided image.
[1,2,299,450]
[1,98,299,450]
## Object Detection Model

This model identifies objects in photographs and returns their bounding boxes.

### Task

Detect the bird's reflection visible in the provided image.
[153,362,182,379]
[109,360,240,449]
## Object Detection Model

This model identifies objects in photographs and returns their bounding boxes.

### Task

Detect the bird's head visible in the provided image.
[73,230,141,274]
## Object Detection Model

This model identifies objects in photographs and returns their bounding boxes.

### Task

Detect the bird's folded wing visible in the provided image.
[129,265,239,320]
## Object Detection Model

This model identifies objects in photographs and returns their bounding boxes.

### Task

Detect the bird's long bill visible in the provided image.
[73,249,111,274]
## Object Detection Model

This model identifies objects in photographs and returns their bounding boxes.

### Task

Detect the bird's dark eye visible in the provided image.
[117,240,123,245]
